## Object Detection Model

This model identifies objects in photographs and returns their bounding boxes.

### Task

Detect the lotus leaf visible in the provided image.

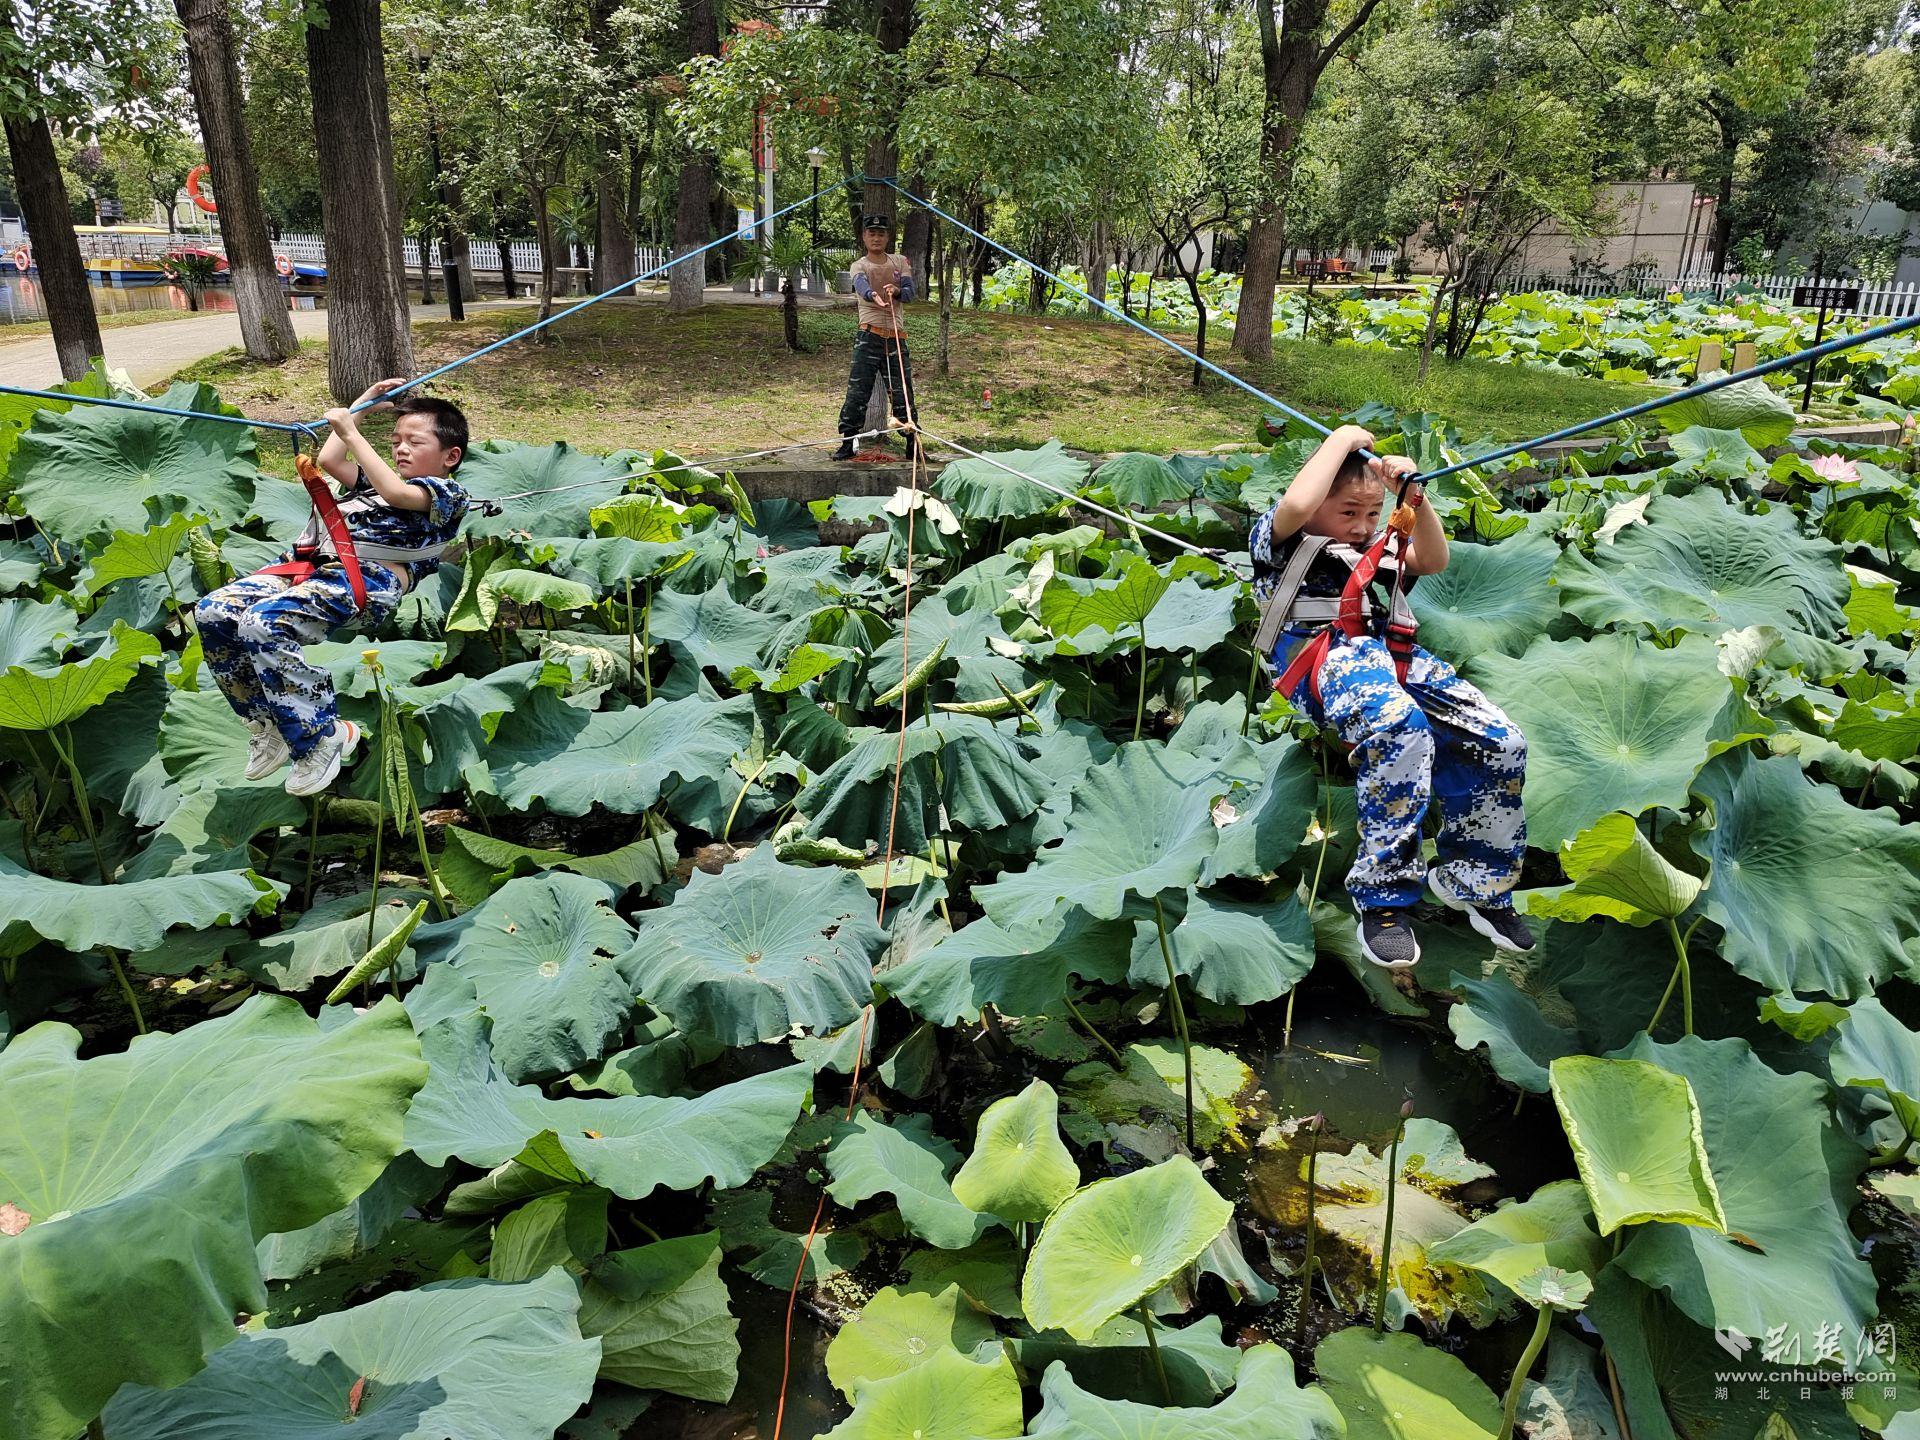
[1549,1055,1724,1235]
[827,1111,991,1249]
[1829,995,1920,1150]
[461,439,633,538]
[1524,812,1703,925]
[439,824,668,906]
[649,582,784,675]
[1659,374,1796,445]
[0,598,73,670]
[1127,890,1313,1005]
[1471,632,1729,849]
[485,688,753,816]
[1407,531,1561,663]
[710,1186,870,1289]
[1022,1156,1232,1340]
[578,1232,740,1400]
[1689,748,1920,998]
[0,852,278,956]
[488,1187,609,1281]
[881,902,1132,1026]
[937,439,1086,520]
[1095,451,1194,505]
[1551,489,1847,637]
[232,889,431,990]
[1426,1179,1606,1292]
[624,845,882,1044]
[951,1079,1079,1222]
[1060,1041,1256,1152]
[404,1011,812,1199]
[1027,1344,1343,1440]
[79,511,204,597]
[102,1270,601,1440]
[0,996,425,1439]
[825,1283,997,1399]
[1003,1311,1245,1408]
[1313,1327,1501,1440]
[0,619,161,730]
[1615,1034,1875,1341]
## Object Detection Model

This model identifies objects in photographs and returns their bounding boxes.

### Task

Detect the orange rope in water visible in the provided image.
[770,290,924,1440]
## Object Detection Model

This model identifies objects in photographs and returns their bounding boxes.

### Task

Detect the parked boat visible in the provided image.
[74,225,172,287]
[292,261,328,284]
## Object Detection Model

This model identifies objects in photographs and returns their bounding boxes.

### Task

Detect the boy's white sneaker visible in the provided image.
[243,719,290,781]
[285,720,361,798]
[1428,867,1536,953]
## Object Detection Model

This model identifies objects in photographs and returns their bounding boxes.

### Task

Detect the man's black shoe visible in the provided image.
[831,440,856,461]
[1356,907,1421,969]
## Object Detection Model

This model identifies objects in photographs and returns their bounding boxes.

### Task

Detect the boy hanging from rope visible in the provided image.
[833,213,921,462]
[195,382,470,797]
[1251,425,1532,968]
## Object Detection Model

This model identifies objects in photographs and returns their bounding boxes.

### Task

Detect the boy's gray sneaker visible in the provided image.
[286,719,361,798]
[1356,907,1421,969]
[244,719,290,781]
[1428,868,1536,953]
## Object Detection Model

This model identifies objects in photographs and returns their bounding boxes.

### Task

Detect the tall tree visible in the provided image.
[1227,0,1383,362]
[176,0,298,362]
[3,110,99,379]
[590,0,637,291]
[668,0,718,312]
[305,0,414,400]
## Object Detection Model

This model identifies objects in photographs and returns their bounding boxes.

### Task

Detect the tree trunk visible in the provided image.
[936,214,951,377]
[3,111,101,379]
[900,172,931,280]
[176,0,297,362]
[668,0,718,313]
[533,190,556,325]
[1087,219,1109,310]
[595,168,636,291]
[496,211,519,299]
[781,276,799,351]
[305,0,413,401]
[1709,154,1736,276]
[858,0,913,235]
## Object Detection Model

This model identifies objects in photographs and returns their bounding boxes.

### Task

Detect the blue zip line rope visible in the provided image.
[0,384,317,439]
[1415,309,1920,484]
[879,177,1379,459]
[337,175,857,421]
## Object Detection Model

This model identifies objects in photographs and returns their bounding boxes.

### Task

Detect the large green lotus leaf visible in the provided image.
[1407,531,1561,663]
[231,889,430,990]
[255,1151,448,1285]
[825,1283,997,1400]
[1524,812,1703,926]
[102,1270,601,1440]
[485,688,753,816]
[0,598,75,669]
[1023,1157,1232,1340]
[0,620,160,730]
[880,906,1133,1025]
[406,1010,811,1197]
[798,716,1051,854]
[1587,1267,1859,1440]
[937,439,1086,520]
[449,565,597,631]
[0,539,42,594]
[1094,451,1195,506]
[1001,1311,1243,1408]
[1128,890,1313,1006]
[1028,1344,1343,1440]
[825,1347,1023,1440]
[974,743,1224,927]
[0,851,279,956]
[1313,1328,1501,1440]
[1426,1179,1606,1293]
[1060,1042,1255,1153]
[119,780,307,882]
[1041,556,1171,639]
[826,1111,991,1250]
[1615,1034,1875,1341]
[460,439,633,539]
[1829,995,1920,1143]
[578,1232,739,1401]
[1551,490,1847,637]
[431,872,635,1082]
[1549,1055,1724,1235]
[0,996,425,1439]
[649,582,784,676]
[1689,748,1920,998]
[709,1186,870,1290]
[623,845,882,1045]
[951,1079,1079,1223]
[13,392,258,544]
[439,824,667,907]
[864,587,1026,703]
[1471,632,1728,849]
[1659,374,1796,446]
[1135,576,1239,654]
[540,534,691,587]
[79,511,204,596]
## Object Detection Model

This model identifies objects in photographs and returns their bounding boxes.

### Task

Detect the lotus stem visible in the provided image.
[1603,1347,1635,1440]
[1134,619,1148,741]
[108,952,146,1035]
[640,580,653,704]
[1497,1303,1554,1440]
[1296,1116,1323,1345]
[722,755,774,842]
[1063,990,1126,1070]
[48,725,107,883]
[1136,1301,1174,1405]
[1373,1102,1411,1332]
[624,578,637,702]
[367,736,388,958]
[301,795,320,909]
[1287,752,1334,1052]
[1241,644,1259,736]
[87,1418,106,1440]
[1153,895,1196,1149]
[1648,917,1695,1038]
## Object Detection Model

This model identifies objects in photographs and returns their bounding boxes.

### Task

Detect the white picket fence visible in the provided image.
[272,232,669,278]
[1512,269,1920,317]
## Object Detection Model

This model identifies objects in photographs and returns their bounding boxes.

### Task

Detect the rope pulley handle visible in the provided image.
[1386,469,1426,538]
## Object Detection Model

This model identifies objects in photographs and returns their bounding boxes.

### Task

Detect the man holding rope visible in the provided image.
[834,213,921,462]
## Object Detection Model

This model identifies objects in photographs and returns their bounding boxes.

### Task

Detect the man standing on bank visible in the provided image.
[834,213,921,461]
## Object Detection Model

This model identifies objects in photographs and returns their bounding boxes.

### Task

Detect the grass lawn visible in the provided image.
[170,300,1656,458]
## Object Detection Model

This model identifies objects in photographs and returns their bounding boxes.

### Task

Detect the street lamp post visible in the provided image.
[1370,243,1393,296]
[411,36,464,321]
[806,147,827,247]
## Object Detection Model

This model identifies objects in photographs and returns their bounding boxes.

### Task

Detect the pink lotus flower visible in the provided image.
[756,544,770,559]
[1810,453,1859,485]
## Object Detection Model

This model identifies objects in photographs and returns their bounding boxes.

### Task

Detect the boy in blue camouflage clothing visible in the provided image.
[195,383,469,798]
[1250,424,1531,968]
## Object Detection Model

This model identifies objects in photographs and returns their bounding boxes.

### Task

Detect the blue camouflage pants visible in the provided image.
[195,567,402,759]
[1286,633,1527,910]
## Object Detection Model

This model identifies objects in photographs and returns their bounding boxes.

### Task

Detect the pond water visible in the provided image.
[0,276,285,326]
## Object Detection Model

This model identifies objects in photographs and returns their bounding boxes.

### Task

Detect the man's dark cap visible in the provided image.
[861,213,894,232]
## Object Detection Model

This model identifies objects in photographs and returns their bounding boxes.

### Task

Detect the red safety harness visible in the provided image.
[252,453,369,610]
[1272,485,1425,706]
